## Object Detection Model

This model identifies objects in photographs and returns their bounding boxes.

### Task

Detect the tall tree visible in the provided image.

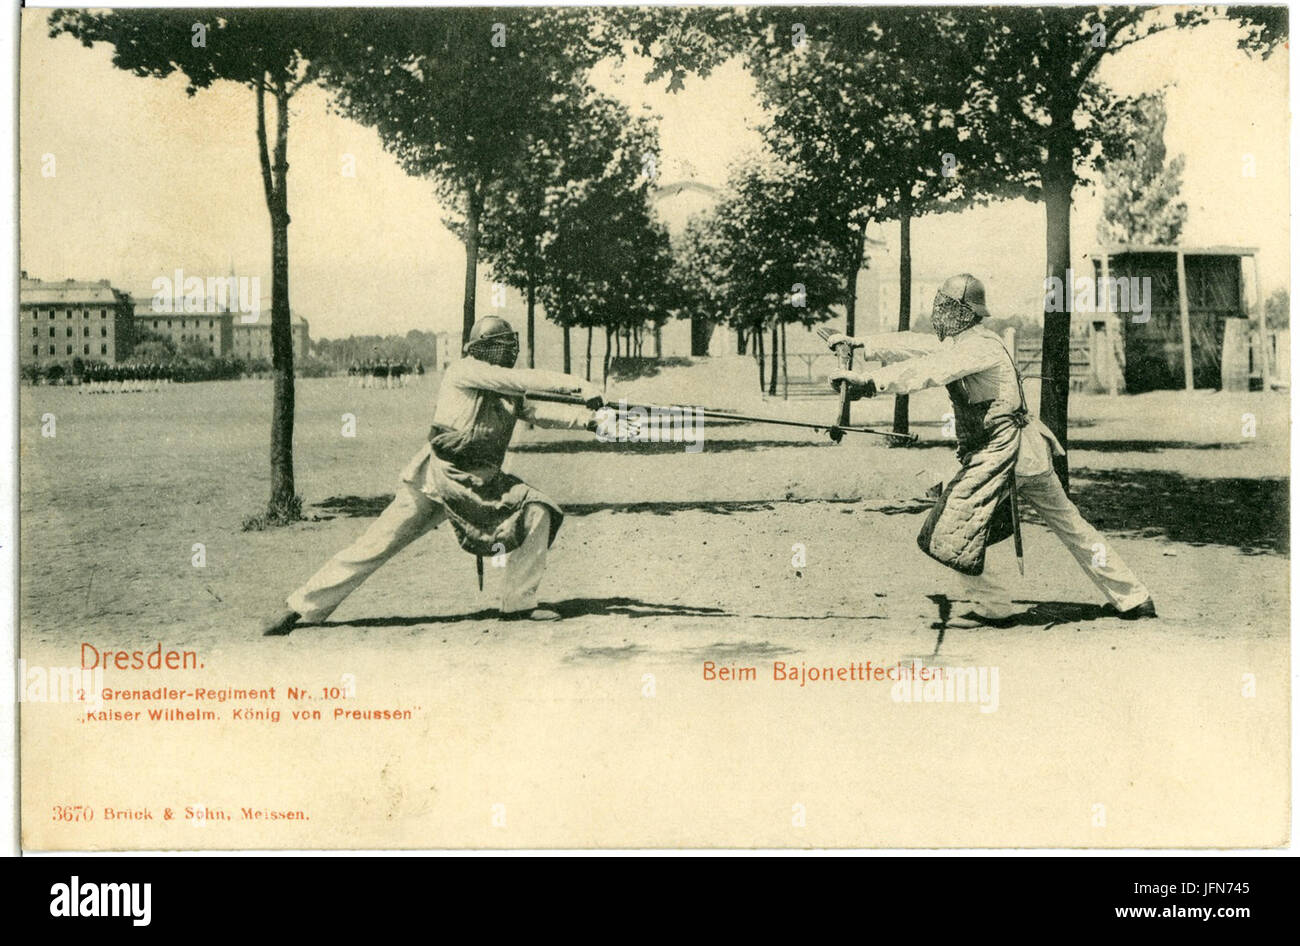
[50,8,333,520]
[320,8,603,348]
[478,89,651,370]
[968,5,1284,487]
[682,157,843,392]
[538,164,675,384]
[1096,92,1187,245]
[747,7,1035,434]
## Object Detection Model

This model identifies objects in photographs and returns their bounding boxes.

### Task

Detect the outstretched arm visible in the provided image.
[860,331,944,364]
[453,359,599,401]
[830,337,1002,398]
[519,398,596,430]
[823,330,943,365]
[870,342,999,394]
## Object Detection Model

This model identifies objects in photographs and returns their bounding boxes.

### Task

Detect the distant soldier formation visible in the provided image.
[347,358,425,388]
[78,362,174,393]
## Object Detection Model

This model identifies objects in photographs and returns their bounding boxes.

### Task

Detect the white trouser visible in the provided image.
[961,468,1150,617]
[286,482,552,621]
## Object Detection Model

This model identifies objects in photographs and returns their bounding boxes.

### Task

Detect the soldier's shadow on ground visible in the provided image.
[311,596,733,629]
[928,594,1111,635]
[314,467,1287,554]
[511,438,842,455]
[314,494,862,519]
[1068,468,1287,555]
[888,468,1287,555]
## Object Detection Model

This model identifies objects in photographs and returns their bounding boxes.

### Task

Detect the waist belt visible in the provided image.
[427,423,502,469]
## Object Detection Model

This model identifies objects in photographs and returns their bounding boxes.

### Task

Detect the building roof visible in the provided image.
[132,303,306,327]
[20,277,129,306]
[1089,244,1259,257]
[231,314,309,328]
[133,301,235,318]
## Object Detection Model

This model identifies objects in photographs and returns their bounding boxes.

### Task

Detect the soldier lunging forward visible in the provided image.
[260,317,605,636]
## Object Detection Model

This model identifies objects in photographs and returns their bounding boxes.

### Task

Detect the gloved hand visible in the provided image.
[828,369,876,401]
[581,388,606,411]
[585,404,643,441]
[823,332,865,352]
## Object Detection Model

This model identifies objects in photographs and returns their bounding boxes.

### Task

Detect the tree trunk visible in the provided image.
[756,326,766,392]
[1041,115,1075,491]
[736,327,747,355]
[690,313,712,356]
[585,325,593,381]
[780,321,789,398]
[844,224,868,336]
[562,324,570,374]
[461,181,482,350]
[526,273,536,369]
[602,326,612,386]
[892,205,912,437]
[768,322,779,397]
[257,77,296,515]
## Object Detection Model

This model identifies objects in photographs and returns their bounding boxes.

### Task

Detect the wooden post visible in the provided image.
[780,322,789,399]
[1252,252,1270,391]
[1099,252,1118,396]
[1175,250,1194,391]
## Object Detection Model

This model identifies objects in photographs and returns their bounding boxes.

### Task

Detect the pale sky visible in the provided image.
[19,12,1289,339]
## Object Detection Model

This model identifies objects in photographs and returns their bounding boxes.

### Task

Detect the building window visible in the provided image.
[167,320,172,328]
[209,319,214,328]
[101,344,108,356]
[66,310,72,319]
[101,309,107,318]
[48,327,54,337]
[66,345,72,355]
[83,345,90,355]
[83,326,89,337]
[66,327,72,337]
[49,345,55,355]
[101,327,107,337]
[153,320,159,329]
[209,334,215,342]
[31,326,37,337]
[32,345,38,356]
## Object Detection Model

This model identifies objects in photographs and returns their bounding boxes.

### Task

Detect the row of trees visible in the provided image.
[666,7,1281,466]
[51,8,682,519]
[50,6,1285,517]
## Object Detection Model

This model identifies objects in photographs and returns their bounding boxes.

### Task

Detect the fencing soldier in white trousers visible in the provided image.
[827,274,1155,628]
[260,317,604,636]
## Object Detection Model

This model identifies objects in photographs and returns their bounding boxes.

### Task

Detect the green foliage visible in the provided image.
[478,86,670,348]
[131,329,178,364]
[750,8,1034,230]
[1096,93,1187,246]
[534,129,678,341]
[314,331,442,367]
[320,9,604,237]
[179,338,217,361]
[685,157,843,334]
[1264,288,1289,330]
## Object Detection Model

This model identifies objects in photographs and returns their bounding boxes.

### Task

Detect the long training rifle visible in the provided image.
[522,391,919,443]
[816,325,856,444]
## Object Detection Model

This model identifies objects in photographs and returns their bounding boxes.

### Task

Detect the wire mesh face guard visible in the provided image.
[931,290,982,342]
[467,331,520,368]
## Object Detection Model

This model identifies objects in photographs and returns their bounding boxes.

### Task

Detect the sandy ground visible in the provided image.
[18,368,1291,848]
